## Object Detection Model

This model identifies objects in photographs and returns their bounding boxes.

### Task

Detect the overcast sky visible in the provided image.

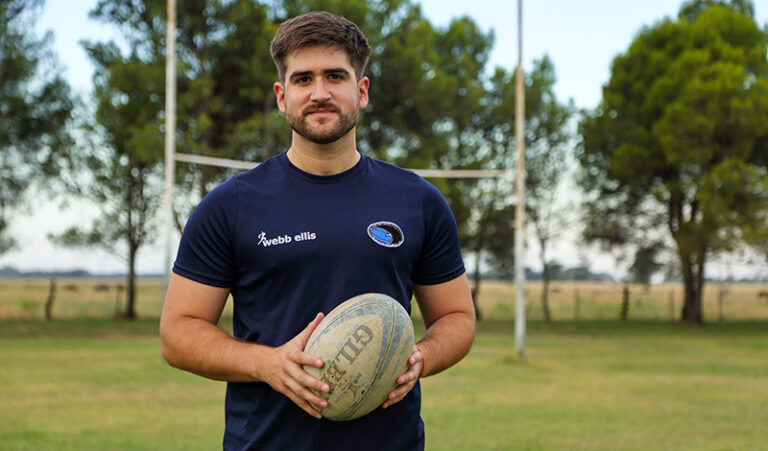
[2,0,767,278]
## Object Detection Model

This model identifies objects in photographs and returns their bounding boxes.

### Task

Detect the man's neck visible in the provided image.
[286,131,360,176]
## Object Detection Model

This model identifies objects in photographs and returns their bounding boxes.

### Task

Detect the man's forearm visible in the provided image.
[160,315,268,382]
[416,311,475,377]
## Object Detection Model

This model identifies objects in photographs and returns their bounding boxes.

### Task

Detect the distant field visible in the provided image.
[0,278,167,319]
[1,318,767,450]
[476,280,768,321]
[2,278,766,321]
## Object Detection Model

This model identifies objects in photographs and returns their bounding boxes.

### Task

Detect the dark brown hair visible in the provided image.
[270,11,371,83]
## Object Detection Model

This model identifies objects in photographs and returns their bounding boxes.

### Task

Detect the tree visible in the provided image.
[629,243,664,288]
[84,0,285,228]
[51,37,165,319]
[85,0,498,235]
[477,57,574,321]
[0,0,74,254]
[66,0,508,318]
[521,56,574,322]
[419,16,496,318]
[578,0,768,323]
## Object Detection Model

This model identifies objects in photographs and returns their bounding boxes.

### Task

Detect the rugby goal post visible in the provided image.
[162,0,526,357]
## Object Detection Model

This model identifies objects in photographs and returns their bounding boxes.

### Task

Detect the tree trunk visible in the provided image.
[620,283,630,320]
[680,252,705,324]
[124,244,138,319]
[541,265,552,322]
[44,277,56,321]
[536,231,552,323]
[470,251,483,320]
[669,194,705,325]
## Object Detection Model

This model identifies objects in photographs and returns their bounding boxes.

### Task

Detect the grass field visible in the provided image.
[1,318,767,450]
[1,279,768,449]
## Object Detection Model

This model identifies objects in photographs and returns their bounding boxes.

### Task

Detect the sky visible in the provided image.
[2,0,768,278]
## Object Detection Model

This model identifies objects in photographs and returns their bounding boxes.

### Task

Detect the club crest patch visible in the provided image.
[367,221,404,248]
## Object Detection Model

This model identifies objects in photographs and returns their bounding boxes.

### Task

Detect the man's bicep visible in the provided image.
[413,273,474,328]
[161,273,231,326]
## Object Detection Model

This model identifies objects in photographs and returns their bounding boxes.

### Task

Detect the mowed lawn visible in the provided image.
[1,318,767,450]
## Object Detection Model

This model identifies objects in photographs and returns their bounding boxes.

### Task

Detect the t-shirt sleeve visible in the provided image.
[412,181,466,285]
[172,179,238,288]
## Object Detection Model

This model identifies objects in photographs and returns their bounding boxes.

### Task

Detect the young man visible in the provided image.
[160,11,475,450]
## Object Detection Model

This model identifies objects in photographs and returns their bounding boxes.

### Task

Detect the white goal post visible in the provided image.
[174,152,512,178]
[162,0,527,357]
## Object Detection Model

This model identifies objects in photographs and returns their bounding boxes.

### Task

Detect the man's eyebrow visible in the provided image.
[288,67,351,80]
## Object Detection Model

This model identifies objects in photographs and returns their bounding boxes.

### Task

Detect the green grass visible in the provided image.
[1,318,767,450]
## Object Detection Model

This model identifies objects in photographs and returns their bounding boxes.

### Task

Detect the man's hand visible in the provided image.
[382,345,423,409]
[382,274,475,410]
[260,313,331,419]
[161,275,338,419]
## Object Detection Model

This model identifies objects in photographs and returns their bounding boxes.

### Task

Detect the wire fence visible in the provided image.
[2,279,767,322]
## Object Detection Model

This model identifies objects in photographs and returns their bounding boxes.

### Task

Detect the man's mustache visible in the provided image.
[303,102,338,115]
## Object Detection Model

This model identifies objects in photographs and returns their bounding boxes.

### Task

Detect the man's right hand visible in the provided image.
[259,312,331,419]
[161,274,331,419]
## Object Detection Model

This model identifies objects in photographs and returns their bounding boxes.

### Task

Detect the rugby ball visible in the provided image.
[303,293,415,421]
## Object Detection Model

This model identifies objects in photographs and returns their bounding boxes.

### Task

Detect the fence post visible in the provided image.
[45,277,56,321]
[620,284,630,320]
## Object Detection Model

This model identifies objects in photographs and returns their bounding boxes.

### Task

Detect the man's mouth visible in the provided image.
[305,104,337,116]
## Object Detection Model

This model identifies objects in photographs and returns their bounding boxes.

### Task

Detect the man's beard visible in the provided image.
[286,101,359,144]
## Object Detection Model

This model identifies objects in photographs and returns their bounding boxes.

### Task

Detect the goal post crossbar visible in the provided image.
[162,0,525,363]
[174,152,512,179]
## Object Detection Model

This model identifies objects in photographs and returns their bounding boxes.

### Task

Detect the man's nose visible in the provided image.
[310,79,331,102]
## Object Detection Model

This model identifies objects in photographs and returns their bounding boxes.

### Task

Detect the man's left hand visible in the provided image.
[381,345,423,409]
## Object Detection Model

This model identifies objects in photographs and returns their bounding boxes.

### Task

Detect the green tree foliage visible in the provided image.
[83,0,285,226]
[578,0,768,323]
[51,31,165,318]
[81,0,500,233]
[521,57,574,321]
[472,57,574,321]
[629,243,664,287]
[62,0,556,320]
[280,1,499,317]
[0,0,74,254]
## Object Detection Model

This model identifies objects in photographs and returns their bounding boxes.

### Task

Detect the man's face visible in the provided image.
[274,46,369,145]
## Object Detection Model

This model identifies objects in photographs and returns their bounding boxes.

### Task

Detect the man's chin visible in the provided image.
[294,122,357,144]
[294,128,345,144]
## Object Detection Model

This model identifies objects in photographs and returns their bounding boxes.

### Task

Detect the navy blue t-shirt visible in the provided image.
[173,152,465,450]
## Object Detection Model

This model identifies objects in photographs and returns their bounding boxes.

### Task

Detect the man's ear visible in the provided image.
[274,81,286,114]
[358,76,370,109]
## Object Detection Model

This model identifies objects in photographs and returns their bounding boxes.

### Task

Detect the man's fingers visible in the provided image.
[395,362,420,385]
[295,312,324,348]
[293,349,324,368]
[396,347,422,385]
[382,346,423,409]
[283,387,324,419]
[287,358,330,394]
[284,377,329,411]
[264,315,334,420]
[382,380,415,409]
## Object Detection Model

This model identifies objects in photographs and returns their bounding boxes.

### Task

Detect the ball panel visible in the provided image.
[303,293,415,421]
[305,313,385,419]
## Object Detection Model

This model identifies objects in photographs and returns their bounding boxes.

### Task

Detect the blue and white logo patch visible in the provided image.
[367,221,404,248]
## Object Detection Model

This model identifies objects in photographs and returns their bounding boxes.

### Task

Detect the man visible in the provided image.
[160,11,475,450]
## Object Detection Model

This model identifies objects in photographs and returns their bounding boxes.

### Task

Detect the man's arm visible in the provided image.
[159,273,330,418]
[382,273,475,408]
